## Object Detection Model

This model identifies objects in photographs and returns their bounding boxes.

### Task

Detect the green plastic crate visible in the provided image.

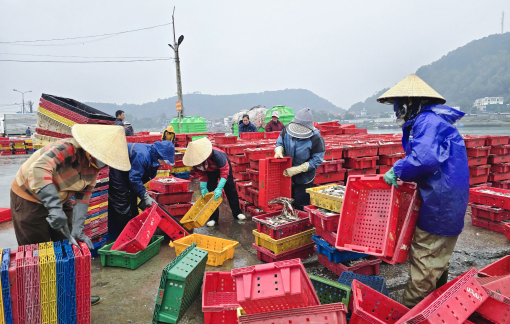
[308,273,351,306]
[98,235,164,270]
[152,243,208,324]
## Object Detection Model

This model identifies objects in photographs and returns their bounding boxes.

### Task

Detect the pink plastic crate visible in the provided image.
[305,205,340,233]
[469,186,510,209]
[316,247,381,276]
[231,259,320,314]
[149,176,190,193]
[237,303,347,324]
[469,203,510,222]
[395,268,487,324]
[478,255,510,277]
[259,157,292,208]
[252,209,312,239]
[253,242,316,263]
[202,272,239,324]
[111,206,162,253]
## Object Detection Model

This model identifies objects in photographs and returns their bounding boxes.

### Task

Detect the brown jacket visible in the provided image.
[265,120,284,132]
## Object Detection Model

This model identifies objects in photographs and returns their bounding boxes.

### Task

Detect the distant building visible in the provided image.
[474,97,504,111]
[360,108,367,116]
[206,120,213,128]
[223,116,232,127]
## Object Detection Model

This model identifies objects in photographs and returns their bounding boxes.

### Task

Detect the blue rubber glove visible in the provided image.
[200,182,209,198]
[383,167,399,188]
[214,178,228,201]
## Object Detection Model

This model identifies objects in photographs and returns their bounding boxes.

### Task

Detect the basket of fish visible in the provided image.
[149,176,191,194]
[306,184,345,213]
[252,198,313,239]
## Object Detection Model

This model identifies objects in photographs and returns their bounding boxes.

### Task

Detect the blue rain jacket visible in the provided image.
[276,128,325,185]
[127,141,175,198]
[238,121,258,133]
[393,104,469,236]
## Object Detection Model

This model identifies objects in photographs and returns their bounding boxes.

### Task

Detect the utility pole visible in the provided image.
[28,101,34,113]
[502,11,505,34]
[13,89,31,114]
[169,7,185,132]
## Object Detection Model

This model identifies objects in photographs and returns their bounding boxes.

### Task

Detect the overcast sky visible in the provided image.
[1,0,509,114]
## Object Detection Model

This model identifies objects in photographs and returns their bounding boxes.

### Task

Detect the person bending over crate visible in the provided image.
[183,137,246,227]
[10,124,131,306]
[378,74,469,308]
[274,107,325,210]
[108,140,175,237]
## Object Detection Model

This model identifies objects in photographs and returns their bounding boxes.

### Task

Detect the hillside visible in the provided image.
[88,89,345,120]
[349,32,510,114]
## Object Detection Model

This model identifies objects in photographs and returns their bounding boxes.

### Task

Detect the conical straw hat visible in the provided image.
[183,137,212,166]
[72,124,131,171]
[377,74,445,104]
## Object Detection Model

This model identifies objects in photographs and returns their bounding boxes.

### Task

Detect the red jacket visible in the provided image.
[194,148,230,182]
[265,120,284,132]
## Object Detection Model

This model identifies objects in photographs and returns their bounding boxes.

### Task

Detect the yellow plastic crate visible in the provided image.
[47,242,57,324]
[0,249,4,324]
[237,308,246,318]
[169,166,191,174]
[253,228,316,255]
[176,148,186,153]
[179,193,222,230]
[169,234,239,266]
[39,243,49,324]
[88,201,108,212]
[306,184,344,213]
[84,212,108,225]
[38,107,76,127]
[156,170,170,177]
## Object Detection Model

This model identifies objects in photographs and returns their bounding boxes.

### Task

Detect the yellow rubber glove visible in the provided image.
[274,146,284,159]
[283,162,309,177]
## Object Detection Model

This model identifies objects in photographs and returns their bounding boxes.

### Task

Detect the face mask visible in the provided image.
[396,118,406,127]
[195,161,208,171]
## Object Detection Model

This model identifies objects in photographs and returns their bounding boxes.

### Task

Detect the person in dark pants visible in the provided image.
[275,108,325,210]
[238,114,258,133]
[183,137,246,227]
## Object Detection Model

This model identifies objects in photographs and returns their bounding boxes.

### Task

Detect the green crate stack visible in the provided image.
[152,243,208,324]
[190,116,207,133]
[308,273,351,307]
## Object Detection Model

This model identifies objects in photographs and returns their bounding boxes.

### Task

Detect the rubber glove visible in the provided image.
[71,202,94,250]
[200,182,209,198]
[38,184,69,230]
[274,146,284,159]
[383,167,399,188]
[139,192,156,210]
[283,162,309,177]
[214,178,227,201]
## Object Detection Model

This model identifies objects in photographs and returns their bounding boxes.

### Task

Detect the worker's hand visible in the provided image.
[283,162,309,177]
[383,167,399,188]
[274,146,284,159]
[37,184,69,230]
[139,192,156,210]
[71,202,94,250]
[213,178,228,201]
[47,208,69,230]
[199,182,209,198]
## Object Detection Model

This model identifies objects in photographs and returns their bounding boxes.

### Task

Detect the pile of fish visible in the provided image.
[319,185,346,198]
[342,257,370,267]
[157,178,178,183]
[316,207,339,216]
[264,197,300,225]
[478,189,510,197]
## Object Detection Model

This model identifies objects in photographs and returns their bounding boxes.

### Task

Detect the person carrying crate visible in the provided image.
[108,140,175,237]
[182,137,246,227]
[274,107,325,210]
[377,74,469,308]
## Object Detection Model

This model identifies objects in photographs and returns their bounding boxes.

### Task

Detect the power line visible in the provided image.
[0,52,171,59]
[0,22,172,44]
[0,58,173,63]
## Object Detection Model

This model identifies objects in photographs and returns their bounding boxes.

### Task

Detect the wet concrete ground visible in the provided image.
[0,155,508,323]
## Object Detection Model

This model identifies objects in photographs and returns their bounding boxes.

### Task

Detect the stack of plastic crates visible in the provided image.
[84,167,109,255]
[376,137,405,176]
[341,142,379,179]
[469,187,510,237]
[0,241,91,324]
[202,271,239,323]
[148,175,192,221]
[464,135,510,187]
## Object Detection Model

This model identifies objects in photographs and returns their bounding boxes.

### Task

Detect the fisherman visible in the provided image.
[124,121,134,136]
[10,124,130,306]
[115,110,125,126]
[265,111,285,132]
[25,127,31,137]
[108,140,175,237]
[183,137,246,227]
[274,107,325,210]
[238,114,258,133]
[162,125,176,144]
[378,74,469,308]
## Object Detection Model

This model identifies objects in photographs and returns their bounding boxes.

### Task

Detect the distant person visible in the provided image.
[238,114,257,133]
[115,110,125,126]
[124,121,134,136]
[265,111,284,132]
[26,127,31,137]
[162,126,176,144]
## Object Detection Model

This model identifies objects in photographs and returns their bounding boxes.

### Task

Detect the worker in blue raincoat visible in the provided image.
[108,141,175,237]
[238,114,258,133]
[275,108,325,210]
[377,74,469,308]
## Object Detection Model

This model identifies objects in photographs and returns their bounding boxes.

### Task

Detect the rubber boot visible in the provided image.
[436,270,448,289]
[91,296,100,306]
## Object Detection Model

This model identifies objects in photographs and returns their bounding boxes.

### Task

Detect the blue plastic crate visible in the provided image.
[1,249,13,324]
[312,235,367,263]
[64,245,77,324]
[337,271,388,296]
[91,238,107,258]
[54,242,67,324]
[91,190,108,198]
[173,172,190,179]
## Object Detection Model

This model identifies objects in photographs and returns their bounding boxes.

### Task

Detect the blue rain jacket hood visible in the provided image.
[238,120,258,133]
[393,103,469,236]
[127,141,175,198]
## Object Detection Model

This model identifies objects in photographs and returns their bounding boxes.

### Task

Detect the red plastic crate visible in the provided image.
[469,186,510,209]
[202,272,239,324]
[231,162,248,173]
[492,179,510,189]
[485,135,510,146]
[245,206,263,216]
[305,205,340,233]
[314,170,346,185]
[475,286,510,324]
[378,153,405,165]
[489,172,510,182]
[1,150,13,155]
[344,156,379,169]
[149,176,190,193]
[378,142,404,155]
[316,247,381,276]
[342,144,378,158]
[234,171,250,181]
[324,146,344,160]
[148,190,193,205]
[230,154,249,164]
[469,203,510,222]
[0,208,11,224]
[239,199,253,213]
[111,205,162,253]
[259,157,292,208]
[315,226,337,246]
[224,143,258,155]
[239,132,266,140]
[490,144,510,155]
[466,146,491,158]
[252,242,316,263]
[316,159,344,173]
[161,203,192,217]
[378,165,392,174]
[73,245,85,324]
[470,174,489,185]
[469,165,491,176]
[395,268,486,324]
[463,135,487,148]
[244,147,275,161]
[351,280,409,324]
[335,176,418,258]
[157,206,190,241]
[231,259,320,315]
[214,135,238,144]
[80,242,91,324]
[238,302,347,324]
[89,194,108,205]
[491,162,510,173]
[83,219,108,238]
[470,215,509,234]
[345,168,378,178]
[489,154,510,164]
[265,131,281,139]
[478,255,510,277]
[252,209,312,239]
[249,160,259,169]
